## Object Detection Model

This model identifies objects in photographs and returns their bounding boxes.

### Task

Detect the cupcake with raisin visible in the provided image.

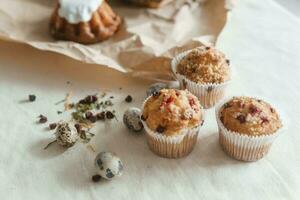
[141,89,204,158]
[171,46,231,108]
[216,96,283,161]
[125,0,173,8]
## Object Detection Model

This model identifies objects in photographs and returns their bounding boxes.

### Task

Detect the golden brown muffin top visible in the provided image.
[177,47,230,84]
[142,89,203,136]
[219,97,282,136]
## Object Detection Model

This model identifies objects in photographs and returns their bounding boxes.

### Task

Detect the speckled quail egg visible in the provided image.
[54,123,78,148]
[95,152,124,180]
[146,83,168,97]
[123,107,144,133]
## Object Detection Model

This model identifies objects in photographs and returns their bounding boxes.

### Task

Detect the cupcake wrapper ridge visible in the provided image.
[215,97,284,162]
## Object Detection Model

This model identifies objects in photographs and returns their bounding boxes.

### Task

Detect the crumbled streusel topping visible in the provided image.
[219,97,282,136]
[177,47,230,84]
[142,89,203,136]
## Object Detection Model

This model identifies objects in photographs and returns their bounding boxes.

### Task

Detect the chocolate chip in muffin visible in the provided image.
[236,115,246,123]
[156,125,165,133]
[226,59,230,65]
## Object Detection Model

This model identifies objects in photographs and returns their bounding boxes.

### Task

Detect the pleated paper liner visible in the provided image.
[171,49,231,109]
[141,96,204,159]
[215,97,284,162]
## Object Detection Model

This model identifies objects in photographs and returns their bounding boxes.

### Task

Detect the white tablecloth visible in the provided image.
[0,0,299,199]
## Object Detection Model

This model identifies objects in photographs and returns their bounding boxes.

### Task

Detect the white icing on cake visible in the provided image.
[58,0,103,24]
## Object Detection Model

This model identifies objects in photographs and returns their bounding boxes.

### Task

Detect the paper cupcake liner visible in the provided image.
[171,49,231,109]
[141,96,204,159]
[143,122,200,158]
[215,97,284,162]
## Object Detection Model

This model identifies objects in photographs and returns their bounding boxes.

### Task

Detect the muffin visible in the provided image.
[50,0,121,44]
[141,89,204,158]
[125,0,173,8]
[171,46,231,108]
[216,96,283,161]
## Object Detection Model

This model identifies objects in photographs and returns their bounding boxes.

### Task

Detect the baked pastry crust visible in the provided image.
[177,47,230,84]
[49,1,121,44]
[142,89,203,136]
[219,97,282,136]
[126,0,173,8]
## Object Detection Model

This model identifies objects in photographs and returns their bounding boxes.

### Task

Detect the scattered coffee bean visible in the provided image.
[125,95,133,103]
[89,116,97,123]
[79,99,86,104]
[156,125,165,133]
[85,95,98,104]
[92,174,102,182]
[74,123,81,133]
[49,123,57,130]
[57,111,62,114]
[28,94,36,102]
[39,115,48,124]
[96,112,106,120]
[106,111,114,119]
[200,120,204,126]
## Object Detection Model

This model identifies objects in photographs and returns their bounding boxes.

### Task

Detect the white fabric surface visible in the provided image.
[0,0,300,199]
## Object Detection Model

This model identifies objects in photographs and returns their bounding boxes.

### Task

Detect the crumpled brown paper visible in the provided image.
[0,0,228,80]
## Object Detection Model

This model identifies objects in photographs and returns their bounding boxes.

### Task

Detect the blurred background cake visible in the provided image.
[50,0,121,44]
